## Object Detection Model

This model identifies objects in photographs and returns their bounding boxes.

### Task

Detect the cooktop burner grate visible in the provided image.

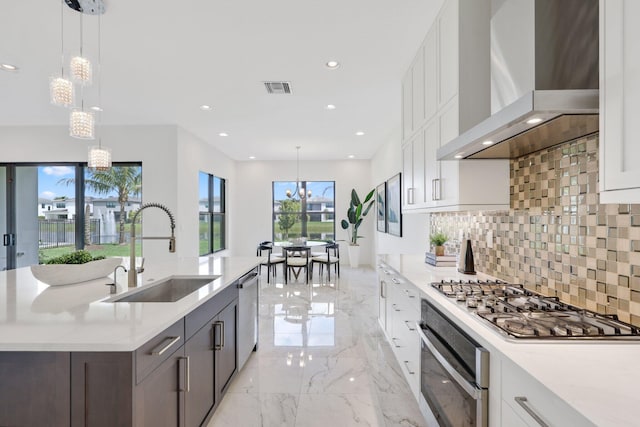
[431,279,640,340]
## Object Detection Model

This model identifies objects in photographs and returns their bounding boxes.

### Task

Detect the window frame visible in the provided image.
[199,172,226,255]
[271,180,336,242]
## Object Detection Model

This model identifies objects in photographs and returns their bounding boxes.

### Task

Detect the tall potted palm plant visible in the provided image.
[341,188,375,268]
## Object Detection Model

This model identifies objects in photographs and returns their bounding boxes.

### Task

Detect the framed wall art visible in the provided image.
[376,182,387,233]
[386,173,402,237]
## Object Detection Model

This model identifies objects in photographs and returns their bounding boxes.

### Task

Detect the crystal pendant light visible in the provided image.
[87,12,110,169]
[286,146,312,200]
[70,106,95,139]
[70,12,92,85]
[88,143,111,170]
[50,0,74,107]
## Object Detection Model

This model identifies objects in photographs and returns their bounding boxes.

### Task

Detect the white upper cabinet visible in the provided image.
[438,0,459,109]
[424,27,438,123]
[599,0,640,203]
[401,0,509,213]
[402,69,413,141]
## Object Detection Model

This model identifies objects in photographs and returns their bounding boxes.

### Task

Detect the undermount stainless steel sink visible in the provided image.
[110,276,220,303]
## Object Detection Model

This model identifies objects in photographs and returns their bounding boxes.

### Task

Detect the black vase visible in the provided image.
[458,239,476,275]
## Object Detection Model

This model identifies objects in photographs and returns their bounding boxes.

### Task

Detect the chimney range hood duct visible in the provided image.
[438,0,599,160]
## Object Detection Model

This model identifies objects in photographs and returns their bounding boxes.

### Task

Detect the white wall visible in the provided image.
[0,125,180,262]
[232,159,374,266]
[370,128,430,256]
[176,128,236,257]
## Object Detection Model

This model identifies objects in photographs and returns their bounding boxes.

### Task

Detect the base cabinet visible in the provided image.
[377,263,421,398]
[0,277,248,427]
[500,358,596,427]
[0,352,70,426]
[135,350,185,427]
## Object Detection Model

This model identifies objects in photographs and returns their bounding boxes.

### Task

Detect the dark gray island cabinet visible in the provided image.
[0,270,252,427]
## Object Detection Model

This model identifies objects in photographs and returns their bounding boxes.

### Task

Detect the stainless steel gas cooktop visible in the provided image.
[432,280,640,340]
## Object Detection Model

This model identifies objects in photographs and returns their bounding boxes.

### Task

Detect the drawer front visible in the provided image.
[501,358,596,427]
[136,318,185,384]
[185,284,238,340]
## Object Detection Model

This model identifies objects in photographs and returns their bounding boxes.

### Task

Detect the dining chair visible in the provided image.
[311,241,340,280]
[256,243,284,284]
[283,246,311,284]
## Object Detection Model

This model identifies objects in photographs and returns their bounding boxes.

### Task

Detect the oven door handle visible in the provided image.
[417,324,482,400]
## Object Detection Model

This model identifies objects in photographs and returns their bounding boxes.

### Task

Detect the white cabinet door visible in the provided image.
[402,142,413,210]
[600,0,640,203]
[423,117,440,206]
[412,48,425,131]
[402,70,413,141]
[438,99,460,207]
[412,131,426,206]
[438,0,458,108]
[501,358,596,427]
[424,27,438,122]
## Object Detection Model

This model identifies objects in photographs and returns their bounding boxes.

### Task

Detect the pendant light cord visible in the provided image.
[60,0,64,76]
[97,12,102,147]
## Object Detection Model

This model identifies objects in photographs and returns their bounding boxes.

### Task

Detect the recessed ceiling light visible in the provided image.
[348,155,355,159]
[326,104,336,110]
[482,140,493,146]
[454,154,464,159]
[219,132,228,137]
[200,105,212,111]
[355,131,365,136]
[249,156,256,160]
[0,63,18,71]
[325,60,340,69]
[90,106,103,112]
[527,117,543,125]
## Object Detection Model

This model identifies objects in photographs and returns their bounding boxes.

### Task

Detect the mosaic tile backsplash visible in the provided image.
[431,134,640,326]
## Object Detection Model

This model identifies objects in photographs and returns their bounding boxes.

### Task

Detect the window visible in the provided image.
[55,202,66,208]
[199,172,226,255]
[272,181,335,242]
[106,202,116,208]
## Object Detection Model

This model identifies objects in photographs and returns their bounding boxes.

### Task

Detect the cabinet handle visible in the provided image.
[514,397,549,427]
[380,280,386,298]
[150,336,181,356]
[404,320,416,331]
[179,356,190,392]
[391,337,401,348]
[432,178,441,201]
[407,188,415,205]
[403,360,415,375]
[213,321,223,350]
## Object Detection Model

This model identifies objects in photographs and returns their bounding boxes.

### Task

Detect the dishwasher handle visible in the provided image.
[237,270,259,288]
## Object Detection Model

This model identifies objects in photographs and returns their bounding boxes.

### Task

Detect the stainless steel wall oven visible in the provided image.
[418,298,489,427]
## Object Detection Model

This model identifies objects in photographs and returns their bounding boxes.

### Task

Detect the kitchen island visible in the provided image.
[0,256,262,426]
[379,254,640,427]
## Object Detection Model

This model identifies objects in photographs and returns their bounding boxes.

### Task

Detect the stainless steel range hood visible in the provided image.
[438,0,599,160]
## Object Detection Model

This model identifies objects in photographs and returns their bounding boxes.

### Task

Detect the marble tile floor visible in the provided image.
[207,266,426,427]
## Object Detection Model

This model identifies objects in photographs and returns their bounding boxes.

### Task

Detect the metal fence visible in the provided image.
[38,219,102,249]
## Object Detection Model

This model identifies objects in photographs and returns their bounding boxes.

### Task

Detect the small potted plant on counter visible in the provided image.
[31,250,121,286]
[341,188,375,268]
[429,231,448,256]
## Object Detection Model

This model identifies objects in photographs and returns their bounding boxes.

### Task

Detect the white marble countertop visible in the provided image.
[0,256,262,352]
[379,254,640,427]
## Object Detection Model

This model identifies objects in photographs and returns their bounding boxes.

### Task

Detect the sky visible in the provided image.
[38,166,124,199]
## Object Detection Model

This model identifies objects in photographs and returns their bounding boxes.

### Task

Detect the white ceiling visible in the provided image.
[0,0,442,161]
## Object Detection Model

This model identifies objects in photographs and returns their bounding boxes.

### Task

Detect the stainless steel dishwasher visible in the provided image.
[237,268,259,368]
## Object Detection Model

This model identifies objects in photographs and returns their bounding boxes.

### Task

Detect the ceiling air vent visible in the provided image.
[263,81,292,94]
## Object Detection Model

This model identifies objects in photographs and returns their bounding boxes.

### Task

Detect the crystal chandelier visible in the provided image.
[50,0,74,107]
[70,12,92,85]
[87,12,111,169]
[286,146,312,200]
[70,107,95,139]
[88,143,111,170]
